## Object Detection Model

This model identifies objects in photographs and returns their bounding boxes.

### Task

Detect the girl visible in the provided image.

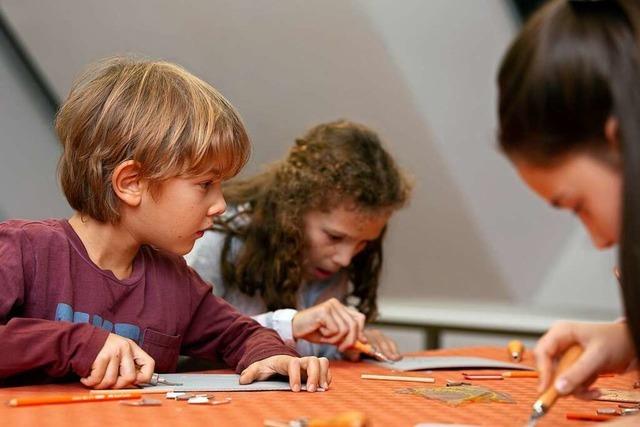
[497,0,640,414]
[187,120,411,360]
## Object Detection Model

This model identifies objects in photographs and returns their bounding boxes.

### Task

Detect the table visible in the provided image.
[1,347,637,426]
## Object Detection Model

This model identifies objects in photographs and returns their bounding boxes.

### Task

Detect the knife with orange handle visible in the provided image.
[527,345,583,426]
[351,340,391,362]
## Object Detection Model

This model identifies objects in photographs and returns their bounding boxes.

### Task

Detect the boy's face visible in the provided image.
[515,153,621,250]
[135,173,226,255]
[301,204,391,280]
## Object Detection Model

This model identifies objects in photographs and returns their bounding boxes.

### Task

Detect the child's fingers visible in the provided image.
[318,357,330,389]
[367,329,399,359]
[320,310,349,345]
[335,309,359,351]
[94,356,121,390]
[80,354,110,388]
[378,336,400,360]
[346,306,366,343]
[287,357,302,392]
[132,346,155,384]
[302,357,320,392]
[238,364,260,385]
[114,347,137,389]
[317,310,340,339]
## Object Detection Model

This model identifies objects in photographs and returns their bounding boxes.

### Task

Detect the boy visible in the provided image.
[0,56,330,392]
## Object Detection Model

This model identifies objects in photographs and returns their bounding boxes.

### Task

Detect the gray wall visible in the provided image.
[0,19,70,220]
[0,1,622,325]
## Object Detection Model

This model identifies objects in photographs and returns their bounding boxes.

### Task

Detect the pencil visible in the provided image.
[502,371,538,378]
[360,373,435,383]
[89,388,173,395]
[8,393,140,407]
[565,412,615,422]
[501,371,612,379]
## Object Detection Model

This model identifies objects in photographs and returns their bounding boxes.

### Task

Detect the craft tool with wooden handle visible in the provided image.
[508,340,524,362]
[527,345,583,426]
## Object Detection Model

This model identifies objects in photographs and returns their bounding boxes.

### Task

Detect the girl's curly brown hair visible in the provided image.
[216,119,411,321]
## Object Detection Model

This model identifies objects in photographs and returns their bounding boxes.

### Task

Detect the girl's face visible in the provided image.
[515,153,622,249]
[302,204,391,280]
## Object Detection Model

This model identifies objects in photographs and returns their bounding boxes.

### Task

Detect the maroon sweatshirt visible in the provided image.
[0,219,298,384]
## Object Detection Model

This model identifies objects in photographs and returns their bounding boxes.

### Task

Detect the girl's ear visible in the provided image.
[605,116,620,153]
[112,160,144,207]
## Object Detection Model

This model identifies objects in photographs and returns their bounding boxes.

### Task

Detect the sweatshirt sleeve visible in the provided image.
[0,222,110,379]
[180,271,299,373]
[252,309,297,343]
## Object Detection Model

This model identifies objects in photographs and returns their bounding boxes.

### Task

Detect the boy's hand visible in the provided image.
[292,298,366,351]
[239,355,330,392]
[343,328,402,362]
[81,333,155,389]
[535,321,635,398]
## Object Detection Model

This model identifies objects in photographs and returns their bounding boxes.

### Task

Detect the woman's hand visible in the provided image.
[535,321,635,398]
[239,355,331,392]
[292,298,366,351]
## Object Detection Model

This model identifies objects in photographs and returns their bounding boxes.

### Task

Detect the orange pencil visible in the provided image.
[8,393,139,407]
[502,371,538,378]
[565,412,615,422]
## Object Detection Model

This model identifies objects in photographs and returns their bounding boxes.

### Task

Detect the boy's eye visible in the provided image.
[199,181,213,190]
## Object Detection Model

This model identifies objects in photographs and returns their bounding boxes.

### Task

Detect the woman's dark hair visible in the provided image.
[215,120,411,321]
[498,0,640,355]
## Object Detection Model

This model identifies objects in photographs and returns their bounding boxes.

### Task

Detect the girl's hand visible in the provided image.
[292,298,366,351]
[239,355,331,392]
[342,328,402,361]
[361,328,402,361]
[535,321,635,398]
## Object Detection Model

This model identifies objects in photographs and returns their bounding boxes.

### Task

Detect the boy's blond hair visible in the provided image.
[56,56,250,223]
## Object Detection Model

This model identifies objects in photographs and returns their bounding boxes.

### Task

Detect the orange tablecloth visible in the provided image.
[1,347,638,427]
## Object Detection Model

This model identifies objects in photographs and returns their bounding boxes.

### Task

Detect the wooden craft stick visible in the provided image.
[89,388,173,395]
[8,393,139,407]
[360,373,435,383]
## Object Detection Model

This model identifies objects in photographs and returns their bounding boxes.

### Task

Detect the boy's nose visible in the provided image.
[208,199,226,217]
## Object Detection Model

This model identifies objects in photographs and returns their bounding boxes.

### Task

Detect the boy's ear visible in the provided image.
[604,116,620,153]
[112,160,144,207]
